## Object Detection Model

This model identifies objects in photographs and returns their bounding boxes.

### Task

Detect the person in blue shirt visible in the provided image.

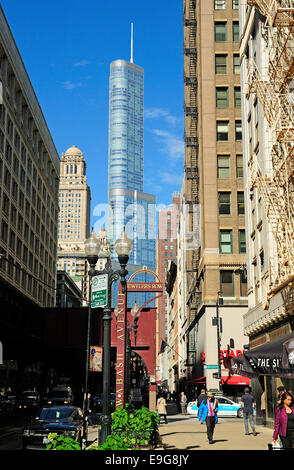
[198,391,219,444]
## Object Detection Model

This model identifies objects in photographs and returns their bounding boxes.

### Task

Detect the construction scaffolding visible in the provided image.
[246,1,294,311]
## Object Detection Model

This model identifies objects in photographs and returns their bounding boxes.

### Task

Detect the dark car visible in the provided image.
[22,406,86,450]
[92,393,115,411]
[17,391,40,411]
[46,386,73,406]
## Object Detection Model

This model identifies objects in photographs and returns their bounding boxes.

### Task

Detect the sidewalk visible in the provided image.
[158,403,274,451]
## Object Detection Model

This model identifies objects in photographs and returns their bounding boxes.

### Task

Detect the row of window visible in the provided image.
[220,270,247,298]
[215,21,239,43]
[215,54,240,75]
[220,229,246,254]
[216,87,241,108]
[214,0,239,9]
[219,191,244,215]
[217,120,242,141]
[217,154,243,178]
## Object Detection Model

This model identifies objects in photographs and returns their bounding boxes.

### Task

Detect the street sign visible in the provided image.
[91,274,108,308]
[204,365,218,369]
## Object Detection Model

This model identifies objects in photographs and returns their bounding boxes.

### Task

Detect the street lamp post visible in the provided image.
[84,227,132,446]
[216,291,223,393]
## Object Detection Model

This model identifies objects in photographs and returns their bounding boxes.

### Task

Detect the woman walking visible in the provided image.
[198,391,219,444]
[157,393,168,424]
[273,392,294,449]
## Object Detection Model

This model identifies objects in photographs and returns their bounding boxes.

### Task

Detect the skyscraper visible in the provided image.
[107,32,156,306]
[57,145,91,302]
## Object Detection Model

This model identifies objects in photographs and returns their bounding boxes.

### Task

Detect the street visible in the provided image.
[158,406,274,451]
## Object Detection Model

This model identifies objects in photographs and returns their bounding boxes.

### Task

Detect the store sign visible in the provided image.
[201,349,244,365]
[91,274,108,308]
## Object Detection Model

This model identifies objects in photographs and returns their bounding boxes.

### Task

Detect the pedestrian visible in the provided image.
[198,391,219,444]
[197,388,207,408]
[241,387,257,436]
[180,392,187,414]
[273,392,294,449]
[156,393,168,424]
[276,386,285,407]
[260,390,266,427]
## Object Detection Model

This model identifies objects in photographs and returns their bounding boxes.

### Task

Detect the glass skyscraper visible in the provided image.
[107,59,156,307]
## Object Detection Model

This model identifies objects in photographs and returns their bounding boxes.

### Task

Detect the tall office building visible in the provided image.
[107,41,156,306]
[0,5,59,308]
[181,0,248,394]
[57,145,91,302]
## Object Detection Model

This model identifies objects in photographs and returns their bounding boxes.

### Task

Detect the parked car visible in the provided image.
[17,391,40,410]
[92,393,116,411]
[187,395,244,418]
[46,386,73,406]
[22,406,86,450]
[0,394,12,411]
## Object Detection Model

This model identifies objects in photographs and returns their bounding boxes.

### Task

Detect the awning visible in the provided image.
[186,376,206,384]
[221,375,250,386]
[227,331,294,378]
[186,375,249,386]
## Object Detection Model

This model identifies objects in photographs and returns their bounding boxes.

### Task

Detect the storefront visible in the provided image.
[227,331,294,423]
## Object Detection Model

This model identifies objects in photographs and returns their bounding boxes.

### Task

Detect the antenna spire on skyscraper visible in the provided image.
[130,22,134,64]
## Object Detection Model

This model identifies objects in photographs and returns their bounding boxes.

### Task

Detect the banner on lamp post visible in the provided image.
[89,346,102,372]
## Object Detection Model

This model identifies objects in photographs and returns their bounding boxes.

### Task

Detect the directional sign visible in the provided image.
[91,274,108,308]
[204,365,219,370]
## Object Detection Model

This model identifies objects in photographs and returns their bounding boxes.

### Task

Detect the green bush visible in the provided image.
[46,433,81,450]
[90,403,160,450]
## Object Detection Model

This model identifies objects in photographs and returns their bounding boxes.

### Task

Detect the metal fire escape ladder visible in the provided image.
[184,0,200,324]
[246,0,294,308]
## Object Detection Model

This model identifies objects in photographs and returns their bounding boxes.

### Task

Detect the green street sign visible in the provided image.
[91,274,108,308]
[205,365,219,370]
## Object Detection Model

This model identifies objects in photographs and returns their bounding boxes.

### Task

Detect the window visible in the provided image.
[235,120,242,141]
[218,192,231,215]
[233,22,239,42]
[240,270,247,297]
[216,87,229,108]
[236,154,243,177]
[215,0,226,8]
[237,192,245,215]
[233,54,240,74]
[239,229,246,253]
[215,55,228,74]
[234,87,241,108]
[215,22,227,42]
[220,230,233,254]
[220,270,234,296]
[232,0,239,8]
[217,121,229,141]
[217,155,230,178]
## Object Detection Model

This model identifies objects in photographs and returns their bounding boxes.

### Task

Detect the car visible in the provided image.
[17,391,40,411]
[22,406,86,450]
[92,392,115,411]
[187,395,244,418]
[46,386,73,406]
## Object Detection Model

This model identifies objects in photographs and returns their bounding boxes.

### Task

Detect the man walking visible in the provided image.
[241,387,257,436]
[180,392,187,414]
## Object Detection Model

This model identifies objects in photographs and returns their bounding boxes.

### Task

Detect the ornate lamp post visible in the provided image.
[84,227,132,445]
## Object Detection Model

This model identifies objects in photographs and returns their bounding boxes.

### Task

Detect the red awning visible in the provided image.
[222,375,250,386]
[186,376,206,384]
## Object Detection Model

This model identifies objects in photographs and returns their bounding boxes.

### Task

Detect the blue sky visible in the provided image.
[1,0,184,228]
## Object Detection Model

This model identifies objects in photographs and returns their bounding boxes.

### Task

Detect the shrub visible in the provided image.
[46,433,81,450]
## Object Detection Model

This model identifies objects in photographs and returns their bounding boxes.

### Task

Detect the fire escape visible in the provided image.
[183,0,201,371]
[246,0,294,313]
